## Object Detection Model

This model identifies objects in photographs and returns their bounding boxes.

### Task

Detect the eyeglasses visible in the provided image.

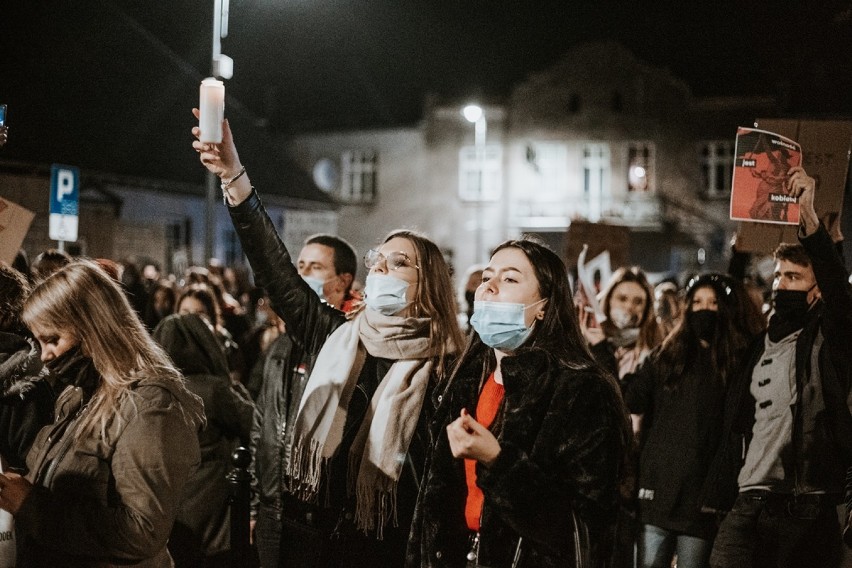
[364,249,420,271]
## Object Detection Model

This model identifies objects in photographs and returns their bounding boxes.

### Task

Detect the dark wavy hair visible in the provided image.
[0,262,31,334]
[450,237,599,385]
[657,273,751,390]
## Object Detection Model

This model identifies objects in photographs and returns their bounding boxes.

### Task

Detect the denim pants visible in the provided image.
[255,503,282,568]
[709,491,842,568]
[639,524,711,568]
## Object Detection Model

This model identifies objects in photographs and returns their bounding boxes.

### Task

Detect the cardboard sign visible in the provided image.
[730,127,802,225]
[565,221,630,270]
[736,120,852,254]
[0,198,36,264]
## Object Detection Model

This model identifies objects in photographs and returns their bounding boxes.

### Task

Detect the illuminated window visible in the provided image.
[700,140,734,197]
[340,150,377,204]
[458,144,502,201]
[583,143,611,222]
[627,142,654,192]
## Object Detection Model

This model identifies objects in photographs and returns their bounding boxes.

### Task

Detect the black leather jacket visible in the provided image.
[701,225,852,511]
[249,332,310,514]
[230,191,435,563]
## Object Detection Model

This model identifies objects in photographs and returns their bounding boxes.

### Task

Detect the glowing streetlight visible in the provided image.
[461,104,487,262]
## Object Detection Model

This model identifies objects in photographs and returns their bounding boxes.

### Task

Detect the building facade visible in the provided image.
[286,42,778,281]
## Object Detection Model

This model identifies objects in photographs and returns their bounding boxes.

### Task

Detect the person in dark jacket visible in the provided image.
[0,260,204,567]
[582,266,664,568]
[408,238,630,567]
[249,233,358,568]
[153,313,255,567]
[703,166,852,567]
[0,263,54,471]
[193,113,464,567]
[625,274,752,568]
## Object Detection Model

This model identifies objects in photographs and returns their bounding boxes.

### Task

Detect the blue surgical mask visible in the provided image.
[470,299,546,351]
[302,275,327,300]
[364,274,410,316]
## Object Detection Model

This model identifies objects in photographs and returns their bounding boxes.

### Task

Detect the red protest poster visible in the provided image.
[729,127,802,225]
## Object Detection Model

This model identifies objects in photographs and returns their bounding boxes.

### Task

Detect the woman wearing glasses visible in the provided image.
[193,115,463,567]
[407,238,629,567]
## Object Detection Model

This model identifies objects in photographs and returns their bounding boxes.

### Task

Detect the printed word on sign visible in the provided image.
[49,164,80,242]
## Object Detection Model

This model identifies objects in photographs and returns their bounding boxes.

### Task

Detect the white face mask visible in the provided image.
[302,275,328,300]
[364,274,410,316]
[609,307,638,330]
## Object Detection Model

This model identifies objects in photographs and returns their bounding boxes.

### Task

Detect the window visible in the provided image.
[700,140,735,197]
[583,143,611,222]
[340,150,377,204]
[527,142,568,196]
[458,144,502,201]
[627,142,655,192]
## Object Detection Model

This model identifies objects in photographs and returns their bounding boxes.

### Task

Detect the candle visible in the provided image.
[199,77,225,143]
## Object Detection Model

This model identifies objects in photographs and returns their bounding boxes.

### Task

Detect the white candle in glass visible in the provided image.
[199,77,225,143]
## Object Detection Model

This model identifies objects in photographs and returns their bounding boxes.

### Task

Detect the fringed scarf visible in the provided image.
[285,308,435,536]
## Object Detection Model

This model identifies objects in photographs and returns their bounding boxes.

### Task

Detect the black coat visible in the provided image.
[407,348,628,568]
[625,347,725,540]
[153,314,255,558]
[249,332,309,514]
[0,331,55,470]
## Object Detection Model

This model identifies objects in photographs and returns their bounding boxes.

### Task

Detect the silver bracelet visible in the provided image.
[220,166,247,191]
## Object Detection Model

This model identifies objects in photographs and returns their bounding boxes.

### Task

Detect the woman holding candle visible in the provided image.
[193,112,463,567]
[407,238,630,567]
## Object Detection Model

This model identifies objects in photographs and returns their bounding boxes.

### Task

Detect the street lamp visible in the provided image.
[205,0,234,265]
[462,104,486,263]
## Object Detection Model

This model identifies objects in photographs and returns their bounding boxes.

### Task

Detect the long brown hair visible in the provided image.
[599,266,663,352]
[22,260,183,437]
[380,230,463,377]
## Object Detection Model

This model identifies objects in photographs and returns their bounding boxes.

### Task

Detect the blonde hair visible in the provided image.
[22,260,183,437]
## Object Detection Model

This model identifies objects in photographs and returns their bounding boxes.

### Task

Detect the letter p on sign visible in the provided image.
[49,164,80,242]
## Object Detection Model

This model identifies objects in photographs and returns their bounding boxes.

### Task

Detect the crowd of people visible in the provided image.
[0,113,849,568]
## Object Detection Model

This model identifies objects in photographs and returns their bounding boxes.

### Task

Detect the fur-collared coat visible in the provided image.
[407,347,628,568]
[0,331,53,470]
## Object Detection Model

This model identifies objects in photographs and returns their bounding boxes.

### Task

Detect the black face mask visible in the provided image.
[771,288,812,323]
[43,344,84,374]
[688,309,718,342]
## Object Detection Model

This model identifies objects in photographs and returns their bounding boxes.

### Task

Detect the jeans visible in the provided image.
[255,503,282,568]
[639,524,711,568]
[710,491,842,568]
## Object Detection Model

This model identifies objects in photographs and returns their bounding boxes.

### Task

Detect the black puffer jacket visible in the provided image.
[407,348,628,568]
[229,190,437,566]
[0,331,55,470]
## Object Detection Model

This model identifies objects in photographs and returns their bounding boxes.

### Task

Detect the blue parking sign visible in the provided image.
[49,164,80,242]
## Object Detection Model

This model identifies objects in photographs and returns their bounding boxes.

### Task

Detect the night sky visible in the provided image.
[1,1,850,183]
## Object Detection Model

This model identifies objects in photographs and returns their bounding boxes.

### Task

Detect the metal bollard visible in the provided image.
[228,446,252,559]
